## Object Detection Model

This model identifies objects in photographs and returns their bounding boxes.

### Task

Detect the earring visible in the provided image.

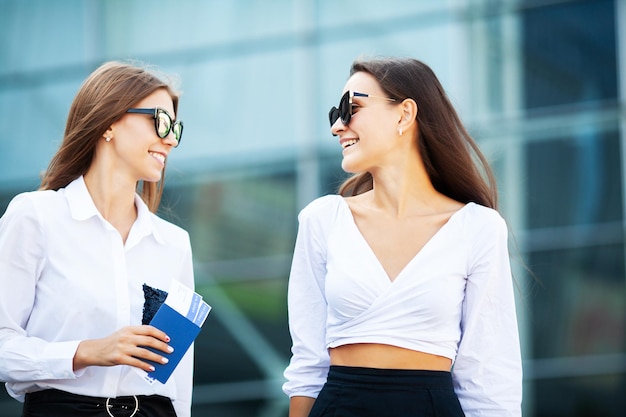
[105,135,111,142]
[398,128,403,136]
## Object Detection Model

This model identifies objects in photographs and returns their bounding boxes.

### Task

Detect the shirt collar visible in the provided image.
[65,176,100,221]
[64,176,165,245]
[132,192,166,245]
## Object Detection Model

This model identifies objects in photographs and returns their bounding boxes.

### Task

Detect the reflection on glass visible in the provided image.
[530,245,625,360]
[157,171,297,409]
[523,0,617,109]
[526,132,621,229]
[533,375,625,417]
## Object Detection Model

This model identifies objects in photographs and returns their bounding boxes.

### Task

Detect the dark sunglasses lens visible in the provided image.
[338,91,351,125]
[329,107,340,126]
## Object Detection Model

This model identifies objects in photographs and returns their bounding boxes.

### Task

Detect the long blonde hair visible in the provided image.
[39,61,180,212]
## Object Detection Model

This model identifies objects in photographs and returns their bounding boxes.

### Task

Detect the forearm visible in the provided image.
[289,396,316,417]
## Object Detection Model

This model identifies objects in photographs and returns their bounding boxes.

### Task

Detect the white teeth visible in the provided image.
[342,139,359,149]
[150,152,165,163]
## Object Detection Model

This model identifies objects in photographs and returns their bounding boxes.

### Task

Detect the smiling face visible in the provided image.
[108,88,179,184]
[331,72,401,174]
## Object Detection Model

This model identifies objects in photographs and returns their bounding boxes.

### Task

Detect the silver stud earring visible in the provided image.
[105,136,111,142]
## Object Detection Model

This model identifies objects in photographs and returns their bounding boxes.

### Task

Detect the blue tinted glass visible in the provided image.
[523,0,617,108]
[526,131,622,229]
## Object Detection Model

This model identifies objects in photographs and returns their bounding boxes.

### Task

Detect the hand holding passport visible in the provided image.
[139,281,211,384]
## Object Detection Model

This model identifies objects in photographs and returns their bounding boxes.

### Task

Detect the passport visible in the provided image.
[139,282,211,384]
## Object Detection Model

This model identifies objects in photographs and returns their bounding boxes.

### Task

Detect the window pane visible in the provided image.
[526,131,622,229]
[162,171,297,263]
[523,0,617,109]
[529,245,625,359]
[533,375,626,417]
[319,152,347,196]
[159,170,296,392]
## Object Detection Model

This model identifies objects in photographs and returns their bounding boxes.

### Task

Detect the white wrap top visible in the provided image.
[283,195,522,416]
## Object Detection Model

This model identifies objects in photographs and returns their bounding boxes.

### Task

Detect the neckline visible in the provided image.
[337,197,472,283]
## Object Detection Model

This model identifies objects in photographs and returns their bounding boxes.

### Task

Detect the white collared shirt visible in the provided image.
[283,195,522,416]
[0,176,194,417]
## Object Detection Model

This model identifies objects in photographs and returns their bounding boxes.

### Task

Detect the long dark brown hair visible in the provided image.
[39,61,179,212]
[338,57,498,210]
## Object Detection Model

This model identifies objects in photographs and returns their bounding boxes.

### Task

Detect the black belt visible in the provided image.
[24,388,176,417]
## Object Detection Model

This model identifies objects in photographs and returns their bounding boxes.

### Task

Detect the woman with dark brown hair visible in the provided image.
[283,57,522,416]
[0,61,193,416]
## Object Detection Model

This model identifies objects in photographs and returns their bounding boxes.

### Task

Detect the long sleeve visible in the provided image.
[282,198,332,398]
[0,194,81,384]
[452,210,523,416]
[1,178,198,405]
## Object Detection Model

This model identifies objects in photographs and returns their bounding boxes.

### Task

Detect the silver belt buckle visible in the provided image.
[105,395,138,417]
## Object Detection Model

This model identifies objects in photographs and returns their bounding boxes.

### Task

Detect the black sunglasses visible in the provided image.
[328,90,396,128]
[126,107,183,147]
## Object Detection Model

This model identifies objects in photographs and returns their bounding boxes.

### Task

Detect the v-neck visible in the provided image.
[337,197,472,283]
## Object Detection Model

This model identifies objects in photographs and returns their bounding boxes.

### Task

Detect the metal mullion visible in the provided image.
[616,0,626,328]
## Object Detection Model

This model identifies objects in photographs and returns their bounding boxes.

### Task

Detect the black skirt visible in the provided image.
[308,366,465,417]
[22,388,177,417]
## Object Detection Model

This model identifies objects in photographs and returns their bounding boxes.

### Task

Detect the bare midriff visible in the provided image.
[330,343,452,371]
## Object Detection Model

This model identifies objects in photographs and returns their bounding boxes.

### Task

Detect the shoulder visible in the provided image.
[298,194,343,221]
[2,189,59,218]
[461,203,510,261]
[296,195,345,245]
[463,202,507,232]
[11,189,59,205]
[150,214,191,247]
[0,191,62,240]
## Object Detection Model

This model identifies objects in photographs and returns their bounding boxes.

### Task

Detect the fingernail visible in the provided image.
[165,336,171,342]
[167,346,174,353]
[149,366,155,371]
[162,357,169,364]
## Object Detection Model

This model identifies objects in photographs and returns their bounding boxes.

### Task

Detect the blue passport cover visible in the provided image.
[145,303,201,384]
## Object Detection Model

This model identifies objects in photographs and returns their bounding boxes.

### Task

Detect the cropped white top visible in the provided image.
[283,195,522,416]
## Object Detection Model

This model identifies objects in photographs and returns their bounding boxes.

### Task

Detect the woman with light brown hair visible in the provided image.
[283,57,522,416]
[0,61,193,416]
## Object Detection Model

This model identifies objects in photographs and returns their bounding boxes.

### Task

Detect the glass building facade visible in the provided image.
[1,0,624,415]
